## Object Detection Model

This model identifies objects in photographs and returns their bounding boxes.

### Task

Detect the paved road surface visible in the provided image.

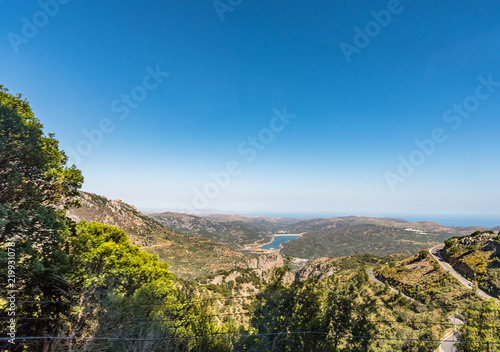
[439,331,457,352]
[429,245,495,300]
[439,315,464,352]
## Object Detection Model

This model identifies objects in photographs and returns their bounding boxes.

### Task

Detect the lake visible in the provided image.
[260,235,300,250]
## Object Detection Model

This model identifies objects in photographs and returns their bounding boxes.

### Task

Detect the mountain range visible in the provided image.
[69,191,498,276]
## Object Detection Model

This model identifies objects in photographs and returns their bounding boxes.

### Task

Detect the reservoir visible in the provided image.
[260,235,300,250]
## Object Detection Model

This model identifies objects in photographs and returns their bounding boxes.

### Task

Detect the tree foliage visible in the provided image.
[0,85,84,339]
[456,300,500,352]
[0,86,235,351]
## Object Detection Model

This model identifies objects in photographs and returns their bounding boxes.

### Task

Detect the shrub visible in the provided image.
[444,238,456,248]
[418,249,429,260]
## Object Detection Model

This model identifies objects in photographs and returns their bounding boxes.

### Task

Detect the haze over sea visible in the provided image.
[242,212,499,228]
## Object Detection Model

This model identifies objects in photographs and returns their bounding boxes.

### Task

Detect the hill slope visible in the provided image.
[441,230,500,297]
[281,224,455,260]
[199,214,307,232]
[286,215,496,235]
[67,192,246,279]
[150,212,270,249]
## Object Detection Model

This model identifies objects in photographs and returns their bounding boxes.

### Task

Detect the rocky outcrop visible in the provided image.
[294,257,339,281]
[209,270,243,286]
[68,192,151,246]
[206,252,288,286]
[236,252,284,277]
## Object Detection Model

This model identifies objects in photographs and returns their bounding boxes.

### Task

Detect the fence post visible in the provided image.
[42,331,49,352]
[304,331,309,352]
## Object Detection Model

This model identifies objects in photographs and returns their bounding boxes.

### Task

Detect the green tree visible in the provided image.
[0,85,83,338]
[0,86,234,351]
[456,300,500,352]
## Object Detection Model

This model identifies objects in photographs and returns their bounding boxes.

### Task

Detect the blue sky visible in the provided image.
[1,1,499,225]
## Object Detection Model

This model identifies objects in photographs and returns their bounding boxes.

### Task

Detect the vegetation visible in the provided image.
[443,231,500,297]
[0,84,83,342]
[244,263,446,351]
[376,252,482,308]
[456,300,500,352]
[282,224,454,260]
[1,85,498,351]
[70,191,247,279]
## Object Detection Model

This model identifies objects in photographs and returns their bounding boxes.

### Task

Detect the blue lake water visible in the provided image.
[260,235,300,250]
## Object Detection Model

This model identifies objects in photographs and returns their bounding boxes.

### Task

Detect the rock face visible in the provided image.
[206,252,287,287]
[236,252,285,277]
[441,248,477,280]
[294,257,339,281]
[68,192,150,246]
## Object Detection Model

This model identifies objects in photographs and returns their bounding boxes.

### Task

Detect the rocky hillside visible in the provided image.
[294,253,408,281]
[67,192,246,279]
[150,212,270,249]
[441,230,500,297]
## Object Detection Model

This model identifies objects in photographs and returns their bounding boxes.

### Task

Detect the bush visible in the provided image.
[448,246,460,256]
[203,284,232,296]
[418,249,429,260]
[444,238,455,248]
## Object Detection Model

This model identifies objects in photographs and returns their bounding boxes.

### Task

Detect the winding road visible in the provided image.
[428,244,497,351]
[438,315,464,352]
[367,268,460,352]
[368,244,498,352]
[366,269,420,303]
[429,245,495,300]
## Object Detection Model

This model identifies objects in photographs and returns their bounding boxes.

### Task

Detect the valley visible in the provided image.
[61,190,500,352]
[68,191,499,278]
[3,2,500,350]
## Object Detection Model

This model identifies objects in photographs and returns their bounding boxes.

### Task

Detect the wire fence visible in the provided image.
[1,330,500,351]
[2,297,499,351]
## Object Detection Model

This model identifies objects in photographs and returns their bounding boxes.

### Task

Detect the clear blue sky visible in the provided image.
[1,1,499,225]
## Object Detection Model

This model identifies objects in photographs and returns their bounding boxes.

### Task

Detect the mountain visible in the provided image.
[199,214,308,232]
[285,215,496,235]
[149,212,271,249]
[281,224,456,260]
[67,192,246,279]
[270,216,500,261]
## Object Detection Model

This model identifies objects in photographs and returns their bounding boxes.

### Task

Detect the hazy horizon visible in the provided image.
[137,205,499,228]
